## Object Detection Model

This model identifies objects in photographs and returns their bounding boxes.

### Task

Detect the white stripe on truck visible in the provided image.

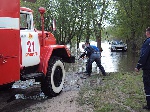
[0,17,19,30]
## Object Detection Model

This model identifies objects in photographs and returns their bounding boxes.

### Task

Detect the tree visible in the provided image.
[21,0,112,50]
[92,0,110,50]
[111,0,150,50]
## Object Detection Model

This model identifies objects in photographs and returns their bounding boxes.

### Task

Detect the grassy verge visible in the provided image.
[77,72,149,112]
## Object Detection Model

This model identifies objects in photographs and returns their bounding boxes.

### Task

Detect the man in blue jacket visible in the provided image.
[80,41,106,76]
[135,27,150,110]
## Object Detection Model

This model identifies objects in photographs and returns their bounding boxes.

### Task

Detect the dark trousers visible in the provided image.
[87,53,106,75]
[143,70,150,106]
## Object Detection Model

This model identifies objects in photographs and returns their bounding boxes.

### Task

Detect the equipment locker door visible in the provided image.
[0,0,20,85]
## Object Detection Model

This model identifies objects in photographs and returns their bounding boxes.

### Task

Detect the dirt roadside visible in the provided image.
[20,91,82,112]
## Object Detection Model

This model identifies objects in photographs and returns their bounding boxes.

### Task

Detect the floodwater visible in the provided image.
[66,41,139,73]
[101,42,139,72]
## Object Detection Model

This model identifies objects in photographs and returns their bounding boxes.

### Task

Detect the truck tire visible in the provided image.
[41,56,65,97]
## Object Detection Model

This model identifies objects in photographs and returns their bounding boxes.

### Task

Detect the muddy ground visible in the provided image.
[0,57,102,112]
[0,71,92,112]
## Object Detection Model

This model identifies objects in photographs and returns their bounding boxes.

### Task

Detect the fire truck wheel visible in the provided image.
[41,56,65,97]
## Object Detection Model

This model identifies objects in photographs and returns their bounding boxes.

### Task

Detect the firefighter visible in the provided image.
[79,41,106,76]
[135,27,150,110]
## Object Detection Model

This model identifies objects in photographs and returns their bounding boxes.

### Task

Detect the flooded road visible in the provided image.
[101,42,139,72]
[66,41,139,73]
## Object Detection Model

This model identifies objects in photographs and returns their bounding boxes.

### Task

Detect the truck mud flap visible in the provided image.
[63,56,75,63]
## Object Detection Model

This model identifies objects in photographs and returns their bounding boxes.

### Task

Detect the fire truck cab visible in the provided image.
[0,0,75,97]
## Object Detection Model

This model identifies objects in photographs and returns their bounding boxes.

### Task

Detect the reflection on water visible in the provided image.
[101,42,139,72]
[66,41,139,73]
[7,79,48,102]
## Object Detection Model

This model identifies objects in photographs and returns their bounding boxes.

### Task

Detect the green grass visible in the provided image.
[77,72,149,112]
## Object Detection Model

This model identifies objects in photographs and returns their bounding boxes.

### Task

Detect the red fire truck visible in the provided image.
[0,0,75,97]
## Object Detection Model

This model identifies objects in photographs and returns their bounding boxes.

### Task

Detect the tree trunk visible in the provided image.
[96,30,102,52]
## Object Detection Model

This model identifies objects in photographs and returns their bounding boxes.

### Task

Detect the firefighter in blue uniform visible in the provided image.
[80,41,106,76]
[135,27,150,110]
